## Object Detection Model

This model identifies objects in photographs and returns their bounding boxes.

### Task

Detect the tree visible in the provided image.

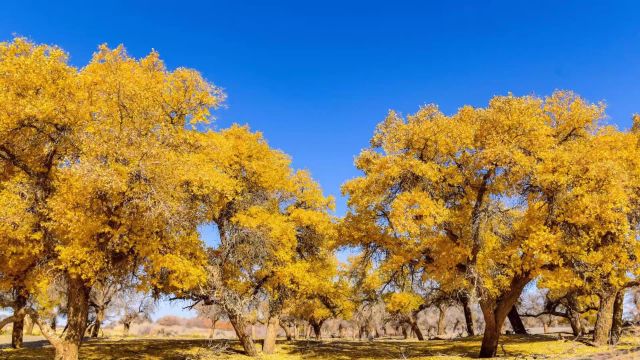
[0,38,65,350]
[87,277,122,338]
[535,117,640,345]
[383,292,426,340]
[0,289,29,348]
[341,91,621,357]
[113,289,155,336]
[0,38,223,360]
[183,125,341,356]
[352,302,387,340]
[194,302,223,338]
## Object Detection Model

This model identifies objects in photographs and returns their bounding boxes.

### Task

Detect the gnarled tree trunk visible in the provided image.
[479,302,505,358]
[478,276,530,358]
[567,308,583,336]
[460,293,475,336]
[90,306,105,338]
[262,316,279,354]
[609,291,624,345]
[281,322,292,340]
[55,277,91,360]
[11,291,27,349]
[11,315,24,349]
[411,320,425,340]
[228,309,258,356]
[593,291,616,346]
[507,306,527,335]
[27,277,91,360]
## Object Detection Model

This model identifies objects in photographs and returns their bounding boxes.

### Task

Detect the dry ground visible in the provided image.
[1,334,639,360]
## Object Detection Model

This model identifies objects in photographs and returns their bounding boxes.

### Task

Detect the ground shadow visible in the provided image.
[0,334,629,359]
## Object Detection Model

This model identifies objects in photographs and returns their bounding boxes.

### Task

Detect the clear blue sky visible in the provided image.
[2,0,639,319]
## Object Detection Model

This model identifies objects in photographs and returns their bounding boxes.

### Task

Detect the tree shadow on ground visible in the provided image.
[277,334,594,359]
[0,334,626,359]
[0,339,231,360]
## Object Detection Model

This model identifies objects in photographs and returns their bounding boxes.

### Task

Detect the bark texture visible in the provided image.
[228,310,258,356]
[610,291,624,345]
[593,291,616,346]
[478,276,530,358]
[11,292,27,349]
[55,277,91,360]
[567,308,583,336]
[262,316,279,354]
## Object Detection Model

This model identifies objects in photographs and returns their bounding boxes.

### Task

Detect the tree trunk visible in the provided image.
[480,315,500,359]
[53,277,91,360]
[437,305,447,336]
[478,276,529,358]
[292,323,297,340]
[210,320,217,338]
[460,294,475,336]
[311,323,322,340]
[479,300,506,358]
[228,311,258,356]
[507,306,527,335]
[311,320,323,339]
[11,292,27,349]
[402,324,408,339]
[262,316,279,354]
[12,315,24,349]
[567,308,583,336]
[122,322,130,336]
[50,315,57,331]
[609,291,624,345]
[31,309,91,360]
[411,321,425,340]
[593,291,616,346]
[90,307,105,338]
[281,322,292,340]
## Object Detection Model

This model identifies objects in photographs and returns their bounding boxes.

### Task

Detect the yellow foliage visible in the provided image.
[342,90,640,309]
[0,37,223,297]
[383,292,423,316]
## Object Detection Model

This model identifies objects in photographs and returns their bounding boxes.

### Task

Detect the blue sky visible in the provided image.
[2,0,640,319]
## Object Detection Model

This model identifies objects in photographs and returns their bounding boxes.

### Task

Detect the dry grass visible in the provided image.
[1,334,639,360]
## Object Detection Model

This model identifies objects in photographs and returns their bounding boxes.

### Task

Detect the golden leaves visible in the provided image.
[343,90,640,308]
[0,38,224,296]
[383,292,423,315]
